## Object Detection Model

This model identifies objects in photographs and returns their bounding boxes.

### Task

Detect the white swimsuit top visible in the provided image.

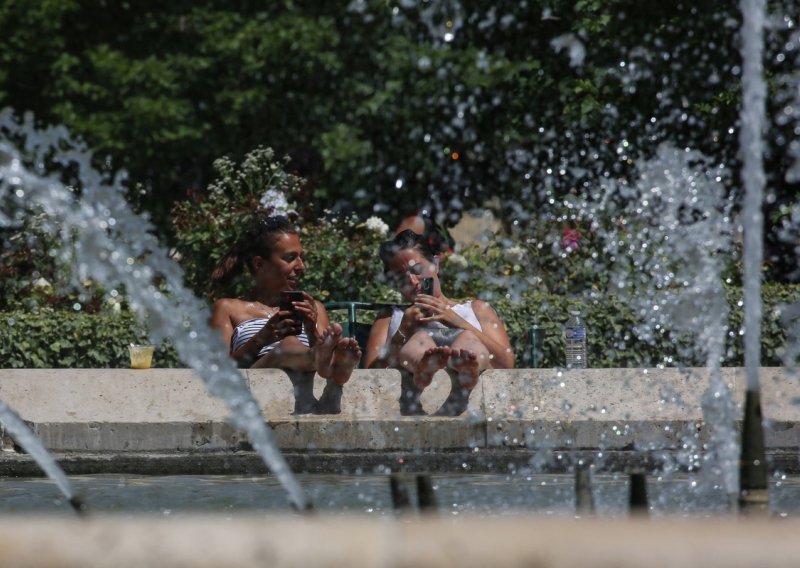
[386,300,483,344]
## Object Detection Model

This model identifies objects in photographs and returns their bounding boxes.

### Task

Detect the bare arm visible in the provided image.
[363,314,391,369]
[209,298,291,369]
[470,300,515,368]
[209,298,236,351]
[414,297,515,368]
[365,310,420,369]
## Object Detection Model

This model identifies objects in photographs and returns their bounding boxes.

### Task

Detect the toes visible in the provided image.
[335,337,360,354]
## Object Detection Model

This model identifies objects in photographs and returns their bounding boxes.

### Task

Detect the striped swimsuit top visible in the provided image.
[230,318,310,358]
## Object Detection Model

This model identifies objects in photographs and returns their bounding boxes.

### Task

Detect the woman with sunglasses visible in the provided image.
[363,230,514,415]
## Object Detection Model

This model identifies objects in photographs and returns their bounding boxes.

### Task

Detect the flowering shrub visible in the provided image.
[364,216,390,237]
[440,221,602,302]
[170,146,399,303]
[561,228,581,252]
[300,215,399,303]
[0,196,115,314]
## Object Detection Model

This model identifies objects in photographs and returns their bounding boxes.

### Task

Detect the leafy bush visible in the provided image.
[0,310,180,368]
[3,284,796,369]
[493,284,799,369]
[300,217,399,303]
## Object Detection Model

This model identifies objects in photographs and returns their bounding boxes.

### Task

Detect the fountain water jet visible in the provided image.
[583,144,739,501]
[0,110,309,511]
[0,401,86,515]
[738,0,769,514]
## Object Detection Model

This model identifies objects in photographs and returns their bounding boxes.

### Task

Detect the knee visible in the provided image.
[454,330,488,353]
[404,331,436,351]
[275,336,310,353]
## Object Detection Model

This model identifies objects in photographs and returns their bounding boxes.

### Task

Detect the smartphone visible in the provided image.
[279,291,304,336]
[420,277,434,295]
[280,291,305,315]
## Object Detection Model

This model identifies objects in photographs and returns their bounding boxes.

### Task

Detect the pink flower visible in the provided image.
[561,228,581,252]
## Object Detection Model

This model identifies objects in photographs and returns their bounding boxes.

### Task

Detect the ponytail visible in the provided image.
[211,246,246,290]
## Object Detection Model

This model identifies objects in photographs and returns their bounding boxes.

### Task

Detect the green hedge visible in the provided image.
[493,284,799,369]
[0,311,181,369]
[2,284,797,369]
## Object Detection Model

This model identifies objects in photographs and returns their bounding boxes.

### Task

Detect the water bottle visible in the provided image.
[564,309,587,369]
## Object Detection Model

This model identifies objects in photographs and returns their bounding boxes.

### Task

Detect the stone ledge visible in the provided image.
[0,368,797,453]
[2,448,799,476]
[0,517,798,568]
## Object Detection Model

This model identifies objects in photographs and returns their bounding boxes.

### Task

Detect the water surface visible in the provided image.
[1,473,797,518]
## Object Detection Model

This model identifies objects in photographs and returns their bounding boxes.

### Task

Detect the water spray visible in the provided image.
[737,0,770,517]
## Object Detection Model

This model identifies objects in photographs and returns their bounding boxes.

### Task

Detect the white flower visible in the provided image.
[33,277,52,289]
[365,216,389,236]
[446,253,469,269]
[550,33,586,68]
[259,188,296,215]
[106,296,122,314]
[504,245,526,264]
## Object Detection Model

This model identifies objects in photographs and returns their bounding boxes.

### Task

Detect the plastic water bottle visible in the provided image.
[564,309,587,369]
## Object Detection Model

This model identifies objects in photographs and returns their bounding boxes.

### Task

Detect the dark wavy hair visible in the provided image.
[418,215,454,256]
[378,229,436,272]
[211,215,298,289]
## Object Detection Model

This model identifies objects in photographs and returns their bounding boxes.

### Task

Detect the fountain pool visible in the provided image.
[2,473,799,518]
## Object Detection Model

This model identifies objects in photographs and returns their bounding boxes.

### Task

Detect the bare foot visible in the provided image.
[414,346,451,389]
[447,348,481,389]
[314,324,342,379]
[329,337,361,385]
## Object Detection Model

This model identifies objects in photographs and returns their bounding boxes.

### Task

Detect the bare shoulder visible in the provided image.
[375,307,394,320]
[211,297,240,314]
[470,299,505,323]
[367,311,390,336]
[210,297,250,323]
[373,310,392,325]
[470,299,497,315]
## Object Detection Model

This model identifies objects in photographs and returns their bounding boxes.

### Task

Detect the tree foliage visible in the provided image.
[1,1,797,279]
[3,1,799,374]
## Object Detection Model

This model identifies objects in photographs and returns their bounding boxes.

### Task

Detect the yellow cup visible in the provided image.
[128,344,155,369]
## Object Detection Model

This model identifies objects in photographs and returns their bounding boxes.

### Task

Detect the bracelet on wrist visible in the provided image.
[394,328,408,345]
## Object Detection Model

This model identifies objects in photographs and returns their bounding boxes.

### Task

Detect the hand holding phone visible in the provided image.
[280,291,305,315]
[279,291,305,335]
